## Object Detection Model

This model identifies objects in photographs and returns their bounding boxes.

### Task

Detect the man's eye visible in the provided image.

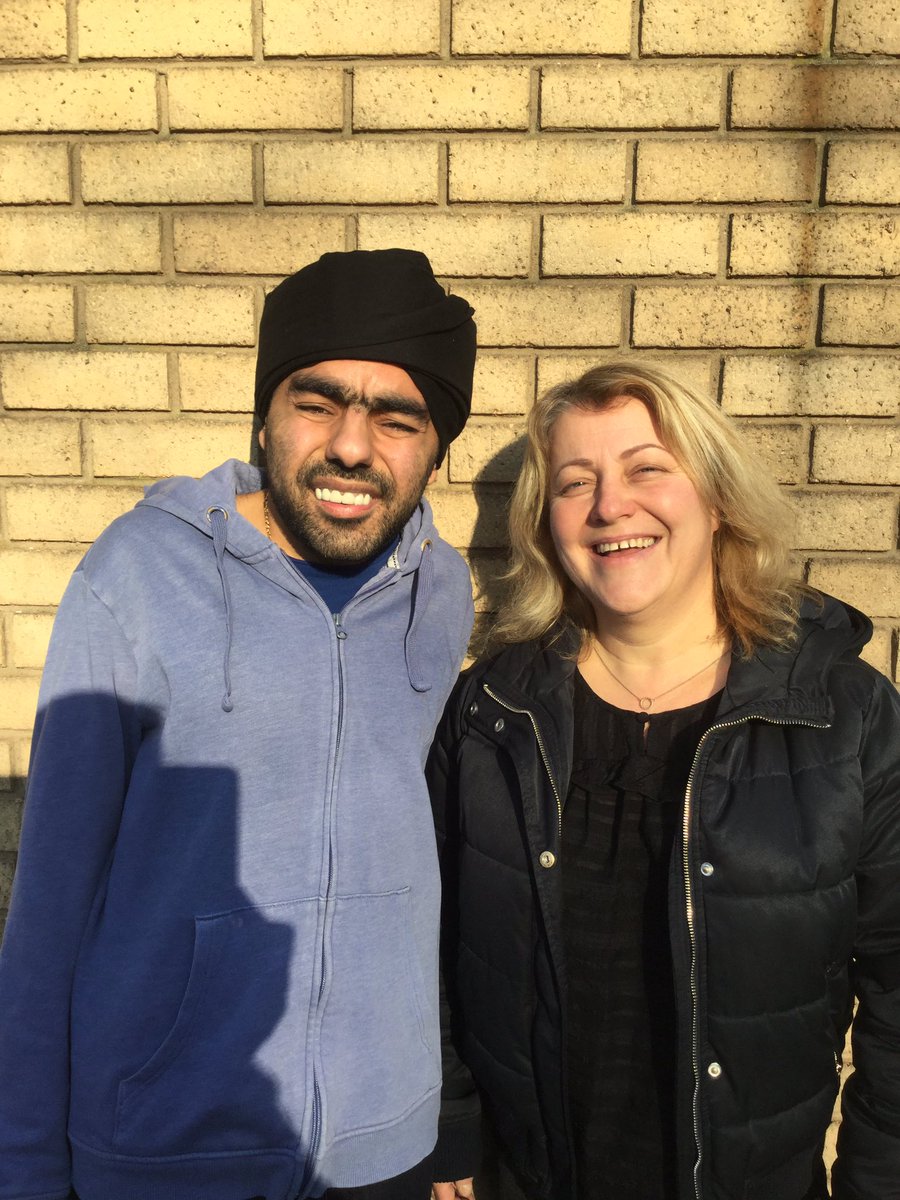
[379,418,421,435]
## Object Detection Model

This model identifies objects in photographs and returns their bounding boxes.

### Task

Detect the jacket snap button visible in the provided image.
[494,717,505,733]
[539,850,556,869]
[468,701,478,716]
[700,861,714,877]
[707,1061,722,1079]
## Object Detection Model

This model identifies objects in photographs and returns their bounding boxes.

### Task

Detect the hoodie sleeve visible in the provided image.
[0,566,142,1200]
[832,672,900,1200]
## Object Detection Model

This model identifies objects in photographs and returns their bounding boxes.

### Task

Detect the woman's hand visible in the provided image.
[431,1178,475,1199]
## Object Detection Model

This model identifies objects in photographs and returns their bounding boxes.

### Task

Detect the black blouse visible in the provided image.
[561,671,721,1200]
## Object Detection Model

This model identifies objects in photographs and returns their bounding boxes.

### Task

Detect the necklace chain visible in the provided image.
[592,642,727,713]
[263,490,271,541]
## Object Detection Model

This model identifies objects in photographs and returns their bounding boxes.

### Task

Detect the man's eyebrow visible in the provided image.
[287,373,431,423]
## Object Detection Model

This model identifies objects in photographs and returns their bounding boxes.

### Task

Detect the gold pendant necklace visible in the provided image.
[592,642,727,712]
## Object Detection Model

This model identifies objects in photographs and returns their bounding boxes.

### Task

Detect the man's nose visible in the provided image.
[325,407,374,468]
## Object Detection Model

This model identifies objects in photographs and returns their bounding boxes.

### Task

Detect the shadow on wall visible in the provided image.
[0,693,307,1194]
[465,434,527,659]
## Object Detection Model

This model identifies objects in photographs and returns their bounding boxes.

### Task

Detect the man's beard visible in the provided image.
[265,450,433,566]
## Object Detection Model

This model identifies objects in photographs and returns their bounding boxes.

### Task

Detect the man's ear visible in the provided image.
[258,423,267,452]
[426,464,439,486]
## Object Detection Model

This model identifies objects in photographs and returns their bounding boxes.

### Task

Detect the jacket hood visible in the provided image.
[135,459,444,709]
[473,592,872,728]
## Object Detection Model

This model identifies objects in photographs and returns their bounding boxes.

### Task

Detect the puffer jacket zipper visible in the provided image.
[682,713,831,1200]
[482,684,564,842]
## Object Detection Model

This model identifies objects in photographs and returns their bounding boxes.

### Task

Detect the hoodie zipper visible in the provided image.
[482,684,564,841]
[682,713,830,1200]
[298,613,349,1199]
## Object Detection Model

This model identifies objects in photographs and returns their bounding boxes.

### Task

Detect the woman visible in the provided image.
[428,363,900,1200]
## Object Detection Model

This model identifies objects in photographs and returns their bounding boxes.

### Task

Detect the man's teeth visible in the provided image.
[595,537,657,555]
[315,487,373,507]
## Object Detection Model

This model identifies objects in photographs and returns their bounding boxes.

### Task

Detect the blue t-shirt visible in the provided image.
[286,542,396,614]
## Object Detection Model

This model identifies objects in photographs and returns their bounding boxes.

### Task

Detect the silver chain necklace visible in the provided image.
[591,642,728,712]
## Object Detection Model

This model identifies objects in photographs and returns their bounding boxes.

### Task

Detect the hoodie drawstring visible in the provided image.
[404,539,434,693]
[207,506,235,712]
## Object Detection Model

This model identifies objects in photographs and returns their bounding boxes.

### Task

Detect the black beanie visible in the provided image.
[254,249,476,462]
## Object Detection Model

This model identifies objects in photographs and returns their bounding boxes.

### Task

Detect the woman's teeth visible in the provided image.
[595,537,657,555]
[315,487,373,507]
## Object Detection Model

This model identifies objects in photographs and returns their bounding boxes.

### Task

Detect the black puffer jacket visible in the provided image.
[429,594,900,1200]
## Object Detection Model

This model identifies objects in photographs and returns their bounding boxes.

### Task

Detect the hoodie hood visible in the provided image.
[135,459,448,708]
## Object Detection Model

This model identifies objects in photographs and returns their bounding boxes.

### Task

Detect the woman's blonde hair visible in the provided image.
[491,360,804,658]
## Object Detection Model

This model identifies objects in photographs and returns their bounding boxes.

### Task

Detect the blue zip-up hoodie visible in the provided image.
[0,460,474,1200]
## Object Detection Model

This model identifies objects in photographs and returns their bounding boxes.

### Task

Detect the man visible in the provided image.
[0,250,477,1200]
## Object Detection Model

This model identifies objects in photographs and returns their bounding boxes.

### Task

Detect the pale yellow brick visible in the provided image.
[91,418,250,477]
[81,141,253,204]
[859,626,894,679]
[449,138,626,203]
[826,141,900,205]
[633,285,814,348]
[6,484,143,542]
[790,491,896,551]
[0,68,157,133]
[178,351,255,413]
[264,0,439,55]
[0,742,12,790]
[731,213,900,277]
[174,212,345,275]
[0,283,74,343]
[835,0,900,53]
[449,417,528,483]
[722,355,900,417]
[0,143,69,203]
[642,0,826,54]
[541,63,721,130]
[0,678,40,733]
[822,285,900,346]
[78,0,252,57]
[11,737,31,780]
[85,284,256,346]
[543,212,719,277]
[1,351,170,411]
[0,418,80,476]
[472,354,535,415]
[636,139,816,203]
[0,549,80,606]
[9,613,55,670]
[427,488,508,549]
[168,67,342,132]
[265,140,440,204]
[0,0,67,58]
[354,64,530,131]
[0,801,21,852]
[358,212,531,277]
[808,560,899,619]
[452,0,630,53]
[0,210,160,274]
[460,281,621,347]
[812,422,900,485]
[735,421,806,484]
[732,65,900,131]
[536,353,716,399]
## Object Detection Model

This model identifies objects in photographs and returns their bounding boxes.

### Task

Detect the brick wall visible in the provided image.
[1,0,898,951]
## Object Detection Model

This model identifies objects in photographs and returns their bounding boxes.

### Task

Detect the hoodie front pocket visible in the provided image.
[319,888,440,1141]
[114,898,318,1156]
